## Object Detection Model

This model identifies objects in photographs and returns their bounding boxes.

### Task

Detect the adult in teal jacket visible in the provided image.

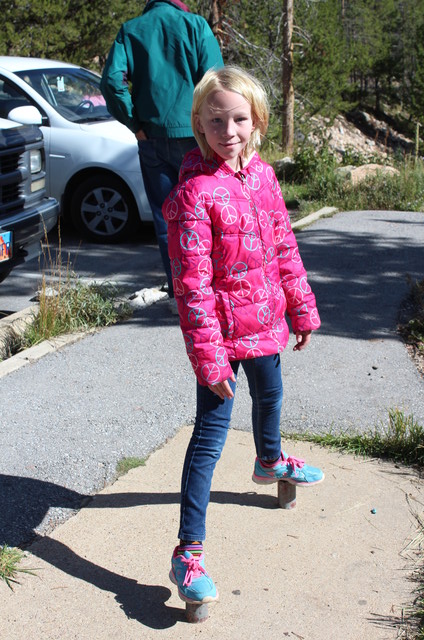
[101,0,223,303]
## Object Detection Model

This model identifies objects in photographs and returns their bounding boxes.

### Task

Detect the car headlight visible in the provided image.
[30,149,42,174]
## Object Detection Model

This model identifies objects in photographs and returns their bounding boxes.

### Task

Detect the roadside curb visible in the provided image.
[0,304,38,335]
[0,328,95,379]
[0,305,98,380]
[291,206,338,229]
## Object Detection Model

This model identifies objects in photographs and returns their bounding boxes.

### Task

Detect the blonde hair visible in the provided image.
[191,65,269,160]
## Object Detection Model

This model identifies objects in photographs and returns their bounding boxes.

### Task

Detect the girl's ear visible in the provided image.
[194,114,204,134]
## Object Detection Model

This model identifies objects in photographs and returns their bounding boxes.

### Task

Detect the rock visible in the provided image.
[274,156,296,179]
[129,287,167,308]
[305,112,413,161]
[336,163,400,186]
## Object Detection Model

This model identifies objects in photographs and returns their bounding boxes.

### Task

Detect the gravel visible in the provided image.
[0,209,423,547]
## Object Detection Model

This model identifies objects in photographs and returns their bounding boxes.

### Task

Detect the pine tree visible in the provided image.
[0,0,141,72]
[294,0,351,118]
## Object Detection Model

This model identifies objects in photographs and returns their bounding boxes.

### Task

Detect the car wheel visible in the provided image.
[70,175,140,242]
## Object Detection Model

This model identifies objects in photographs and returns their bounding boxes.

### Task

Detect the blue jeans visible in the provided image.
[138,137,197,297]
[178,354,283,542]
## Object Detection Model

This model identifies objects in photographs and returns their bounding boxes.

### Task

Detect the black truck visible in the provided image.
[0,108,59,282]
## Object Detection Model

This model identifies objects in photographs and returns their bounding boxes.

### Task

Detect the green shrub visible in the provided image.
[279,142,424,215]
[22,278,131,349]
[0,545,36,589]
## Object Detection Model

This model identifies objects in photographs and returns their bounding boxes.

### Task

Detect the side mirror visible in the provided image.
[8,105,43,126]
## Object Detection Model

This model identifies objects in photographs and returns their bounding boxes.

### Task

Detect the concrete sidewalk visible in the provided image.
[2,426,423,639]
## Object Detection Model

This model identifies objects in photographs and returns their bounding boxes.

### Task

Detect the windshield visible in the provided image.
[15,67,112,123]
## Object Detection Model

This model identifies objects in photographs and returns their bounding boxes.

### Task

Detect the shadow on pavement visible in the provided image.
[0,475,187,629]
[1,473,278,629]
[0,474,86,547]
[0,474,279,548]
[30,536,182,629]
[295,222,423,340]
[129,220,423,341]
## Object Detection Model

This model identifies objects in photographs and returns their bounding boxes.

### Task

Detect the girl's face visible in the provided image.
[195,89,255,171]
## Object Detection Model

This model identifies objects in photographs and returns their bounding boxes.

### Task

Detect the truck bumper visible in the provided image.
[0,197,59,274]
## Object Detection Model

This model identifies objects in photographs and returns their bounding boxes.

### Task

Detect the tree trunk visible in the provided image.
[209,0,226,47]
[282,0,294,154]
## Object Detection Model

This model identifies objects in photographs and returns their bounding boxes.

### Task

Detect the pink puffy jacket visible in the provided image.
[163,147,321,386]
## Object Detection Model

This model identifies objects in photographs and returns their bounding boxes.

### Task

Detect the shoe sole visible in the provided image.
[169,569,219,604]
[252,472,325,486]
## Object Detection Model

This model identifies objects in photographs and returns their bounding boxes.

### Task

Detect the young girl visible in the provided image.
[163,66,324,605]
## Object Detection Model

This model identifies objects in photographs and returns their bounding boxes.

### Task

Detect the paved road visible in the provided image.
[0,209,423,548]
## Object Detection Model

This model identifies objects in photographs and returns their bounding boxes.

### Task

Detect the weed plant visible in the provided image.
[32,226,131,347]
[116,457,146,477]
[0,327,22,361]
[0,226,132,359]
[284,408,424,468]
[22,278,131,349]
[0,545,36,589]
[274,141,424,216]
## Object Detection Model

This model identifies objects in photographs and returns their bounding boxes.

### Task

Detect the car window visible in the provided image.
[0,77,34,119]
[15,67,112,123]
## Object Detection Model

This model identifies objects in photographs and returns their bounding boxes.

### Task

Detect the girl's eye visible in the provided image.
[211,118,222,124]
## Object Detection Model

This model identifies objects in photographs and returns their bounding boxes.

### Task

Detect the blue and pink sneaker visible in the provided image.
[252,451,324,486]
[170,547,218,604]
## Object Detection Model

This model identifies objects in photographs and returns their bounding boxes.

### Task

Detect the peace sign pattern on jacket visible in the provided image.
[163,148,321,386]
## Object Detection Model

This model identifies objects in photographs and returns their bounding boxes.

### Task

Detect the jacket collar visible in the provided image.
[143,0,190,14]
[212,151,258,175]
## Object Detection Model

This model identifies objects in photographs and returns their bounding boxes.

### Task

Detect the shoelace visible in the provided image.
[180,554,206,587]
[282,453,305,476]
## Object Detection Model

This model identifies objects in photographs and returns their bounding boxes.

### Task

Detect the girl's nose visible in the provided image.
[224,119,236,136]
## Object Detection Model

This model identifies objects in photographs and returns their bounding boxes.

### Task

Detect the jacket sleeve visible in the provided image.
[100,28,141,133]
[164,185,234,387]
[271,175,321,333]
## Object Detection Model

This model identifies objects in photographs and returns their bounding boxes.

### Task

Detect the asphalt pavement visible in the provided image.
[0,209,423,549]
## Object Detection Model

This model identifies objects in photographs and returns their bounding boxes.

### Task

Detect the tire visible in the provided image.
[70,174,140,243]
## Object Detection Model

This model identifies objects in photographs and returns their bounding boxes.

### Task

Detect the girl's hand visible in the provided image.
[208,373,236,400]
[293,330,312,351]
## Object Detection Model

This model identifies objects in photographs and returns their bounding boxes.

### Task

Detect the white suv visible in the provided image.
[0,57,152,243]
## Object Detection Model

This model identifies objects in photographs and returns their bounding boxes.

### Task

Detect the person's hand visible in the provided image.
[293,330,312,351]
[135,129,147,141]
[208,373,236,400]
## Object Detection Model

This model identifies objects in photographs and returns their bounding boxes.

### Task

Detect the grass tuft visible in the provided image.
[0,545,36,590]
[274,142,424,218]
[115,457,146,477]
[0,224,132,360]
[284,408,424,468]
[21,278,132,349]
[0,327,22,362]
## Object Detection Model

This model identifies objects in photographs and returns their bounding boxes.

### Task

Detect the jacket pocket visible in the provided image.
[215,290,234,339]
